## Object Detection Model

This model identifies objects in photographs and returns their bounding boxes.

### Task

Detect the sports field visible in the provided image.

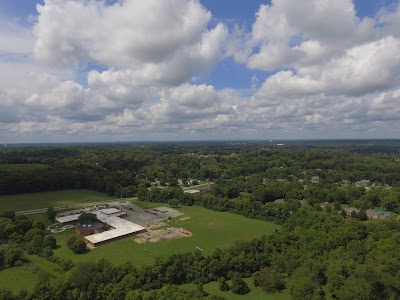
[51,204,280,266]
[0,189,114,212]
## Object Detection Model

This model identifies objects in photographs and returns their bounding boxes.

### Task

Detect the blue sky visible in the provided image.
[0,0,400,142]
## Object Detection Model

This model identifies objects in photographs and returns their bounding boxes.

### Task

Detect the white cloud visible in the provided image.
[33,0,227,85]
[236,0,377,71]
[1,0,400,141]
[255,36,400,101]
[0,20,34,55]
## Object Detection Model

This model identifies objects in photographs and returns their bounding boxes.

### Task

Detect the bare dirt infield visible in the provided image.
[135,225,191,244]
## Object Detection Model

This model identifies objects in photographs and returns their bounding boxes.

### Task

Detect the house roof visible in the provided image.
[343,207,360,213]
[274,199,286,203]
[366,209,379,217]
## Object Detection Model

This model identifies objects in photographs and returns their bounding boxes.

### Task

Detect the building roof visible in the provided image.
[57,209,145,245]
[274,199,286,203]
[344,207,360,214]
[184,189,200,194]
[98,208,121,215]
[366,209,379,218]
[85,212,145,245]
[55,214,80,223]
[76,221,104,231]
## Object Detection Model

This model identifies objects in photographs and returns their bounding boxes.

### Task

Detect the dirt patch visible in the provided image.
[135,227,191,244]
[179,217,191,221]
[144,222,167,230]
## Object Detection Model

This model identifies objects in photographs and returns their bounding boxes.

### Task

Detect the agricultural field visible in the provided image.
[50,204,280,266]
[0,189,114,212]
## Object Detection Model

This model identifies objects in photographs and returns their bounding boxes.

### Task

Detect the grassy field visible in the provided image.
[51,204,280,266]
[0,164,49,172]
[0,255,62,293]
[0,266,38,293]
[181,278,291,300]
[0,189,114,212]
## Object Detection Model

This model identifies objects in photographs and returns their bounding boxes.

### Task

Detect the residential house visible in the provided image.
[355,180,370,187]
[343,207,360,216]
[311,176,320,183]
[274,199,286,204]
[366,209,390,219]
[320,202,332,210]
[341,180,351,187]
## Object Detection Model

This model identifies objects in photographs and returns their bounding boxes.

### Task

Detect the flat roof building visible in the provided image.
[56,209,146,247]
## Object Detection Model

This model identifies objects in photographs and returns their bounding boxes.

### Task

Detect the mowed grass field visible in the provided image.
[0,189,114,212]
[51,203,280,266]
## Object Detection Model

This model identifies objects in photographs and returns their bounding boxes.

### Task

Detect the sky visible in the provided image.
[0,0,400,143]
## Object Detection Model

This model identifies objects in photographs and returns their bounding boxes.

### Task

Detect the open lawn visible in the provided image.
[181,278,291,300]
[0,266,38,293]
[0,189,114,212]
[51,204,280,266]
[0,255,62,293]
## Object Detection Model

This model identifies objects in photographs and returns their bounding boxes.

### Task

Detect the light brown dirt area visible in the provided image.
[135,226,191,244]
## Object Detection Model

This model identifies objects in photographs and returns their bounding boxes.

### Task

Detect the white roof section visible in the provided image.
[55,214,80,223]
[184,189,200,194]
[98,208,121,215]
[85,212,145,245]
[56,210,145,245]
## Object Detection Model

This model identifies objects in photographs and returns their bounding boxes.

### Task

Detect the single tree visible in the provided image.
[46,207,57,220]
[78,213,97,223]
[230,272,250,295]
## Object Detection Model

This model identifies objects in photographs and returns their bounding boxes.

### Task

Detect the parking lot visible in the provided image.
[56,201,183,226]
[114,202,183,226]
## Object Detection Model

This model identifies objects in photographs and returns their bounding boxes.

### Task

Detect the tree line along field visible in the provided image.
[0,189,114,212]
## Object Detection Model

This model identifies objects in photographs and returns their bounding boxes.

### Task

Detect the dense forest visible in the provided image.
[1,141,400,212]
[0,141,400,299]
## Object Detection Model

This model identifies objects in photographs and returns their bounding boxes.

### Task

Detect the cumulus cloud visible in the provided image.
[1,0,400,141]
[33,0,228,85]
[241,0,377,71]
[255,36,400,102]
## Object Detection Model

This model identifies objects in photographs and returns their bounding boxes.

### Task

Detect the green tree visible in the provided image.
[46,207,57,220]
[44,235,57,249]
[218,277,230,291]
[168,198,180,208]
[0,218,16,242]
[78,212,97,223]
[257,266,285,293]
[230,272,250,295]
[71,239,87,254]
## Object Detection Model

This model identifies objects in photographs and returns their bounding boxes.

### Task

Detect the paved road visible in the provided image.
[15,197,137,215]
